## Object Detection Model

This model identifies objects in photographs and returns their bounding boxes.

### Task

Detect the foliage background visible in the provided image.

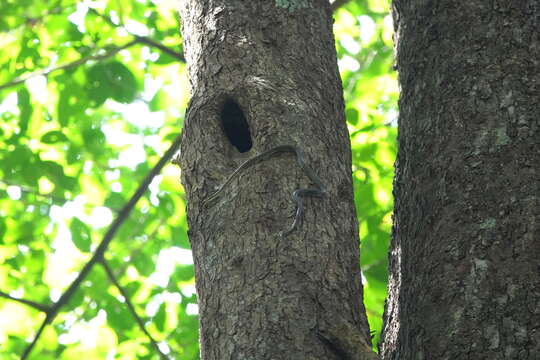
[0,0,397,358]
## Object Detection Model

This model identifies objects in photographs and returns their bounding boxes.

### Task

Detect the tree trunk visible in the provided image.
[178,1,376,359]
[381,1,540,358]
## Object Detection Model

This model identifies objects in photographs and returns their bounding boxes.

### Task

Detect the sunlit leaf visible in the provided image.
[346,107,359,125]
[40,130,69,144]
[106,294,134,331]
[133,252,155,277]
[86,62,138,106]
[17,88,32,135]
[154,303,166,332]
[69,217,92,252]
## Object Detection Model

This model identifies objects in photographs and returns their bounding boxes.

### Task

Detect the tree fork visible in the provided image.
[178,1,376,359]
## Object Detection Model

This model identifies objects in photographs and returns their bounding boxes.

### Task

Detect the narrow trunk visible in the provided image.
[382,1,540,358]
[178,1,376,359]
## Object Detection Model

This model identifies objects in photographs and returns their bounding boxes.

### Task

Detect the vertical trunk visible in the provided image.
[382,1,540,358]
[178,1,376,359]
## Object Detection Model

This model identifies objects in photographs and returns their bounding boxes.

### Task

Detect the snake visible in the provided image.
[202,145,326,236]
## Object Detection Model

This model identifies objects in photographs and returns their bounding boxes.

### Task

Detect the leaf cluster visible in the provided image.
[1,0,195,358]
[334,0,397,347]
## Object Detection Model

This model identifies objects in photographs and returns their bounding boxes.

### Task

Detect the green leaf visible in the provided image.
[41,130,69,144]
[171,264,195,283]
[84,267,109,299]
[17,87,32,134]
[104,192,126,209]
[69,217,92,252]
[66,144,83,164]
[149,89,166,111]
[39,160,77,192]
[153,303,166,332]
[155,52,177,65]
[6,145,39,185]
[133,252,155,276]
[57,79,87,126]
[173,226,190,249]
[25,249,46,274]
[346,107,359,125]
[86,62,137,106]
[46,15,83,42]
[0,218,6,243]
[81,127,106,153]
[105,295,133,331]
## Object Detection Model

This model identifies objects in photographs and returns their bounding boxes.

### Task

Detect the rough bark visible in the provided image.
[178,1,376,359]
[381,1,540,359]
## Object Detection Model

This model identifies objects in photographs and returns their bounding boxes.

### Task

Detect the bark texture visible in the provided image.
[178,1,376,359]
[381,1,540,359]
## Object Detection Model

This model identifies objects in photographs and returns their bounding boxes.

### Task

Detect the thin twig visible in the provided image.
[0,39,139,91]
[100,259,172,360]
[87,8,184,62]
[20,133,183,359]
[135,36,185,62]
[88,7,122,28]
[0,290,50,313]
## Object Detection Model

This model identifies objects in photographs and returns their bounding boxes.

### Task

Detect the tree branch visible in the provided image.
[20,316,49,360]
[136,36,185,62]
[87,7,124,28]
[19,133,183,359]
[88,8,184,62]
[0,35,184,92]
[0,6,185,92]
[0,290,50,313]
[100,259,172,360]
